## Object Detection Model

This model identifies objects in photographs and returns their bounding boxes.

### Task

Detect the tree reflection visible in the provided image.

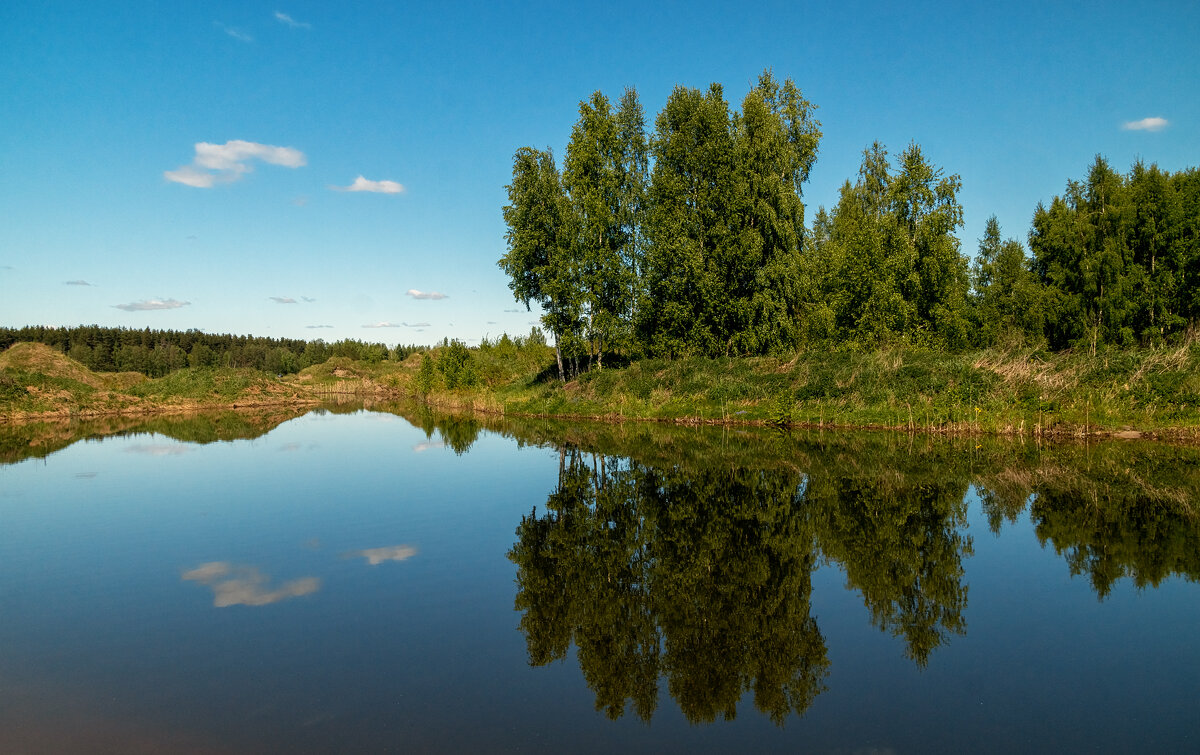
[811,473,972,667]
[510,449,829,724]
[1032,473,1200,599]
[509,436,996,723]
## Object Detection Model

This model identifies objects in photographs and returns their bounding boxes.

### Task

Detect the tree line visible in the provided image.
[0,325,424,378]
[501,71,1200,377]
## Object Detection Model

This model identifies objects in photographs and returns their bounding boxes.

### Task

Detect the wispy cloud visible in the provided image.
[183,562,320,607]
[1123,116,1168,132]
[503,308,523,313]
[363,321,400,328]
[65,279,93,286]
[301,296,316,302]
[166,140,306,188]
[216,23,253,42]
[114,298,190,312]
[306,324,333,329]
[274,11,311,29]
[347,545,418,565]
[402,321,431,328]
[332,175,405,194]
[270,296,297,304]
[406,289,447,300]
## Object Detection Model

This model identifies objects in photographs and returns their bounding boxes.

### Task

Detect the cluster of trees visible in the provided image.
[1030,157,1200,351]
[0,325,424,378]
[502,74,1200,372]
[501,70,822,375]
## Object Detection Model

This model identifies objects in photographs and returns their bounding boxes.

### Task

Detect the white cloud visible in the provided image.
[1122,116,1168,132]
[406,289,447,300]
[114,298,190,311]
[306,324,333,329]
[301,296,316,302]
[274,11,311,29]
[363,321,400,328]
[166,140,306,188]
[183,562,320,607]
[412,441,445,452]
[65,280,93,286]
[332,175,405,194]
[348,545,418,565]
[217,23,253,42]
[402,321,431,328]
[270,296,297,304]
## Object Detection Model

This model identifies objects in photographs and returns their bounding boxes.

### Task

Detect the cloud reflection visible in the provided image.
[349,545,417,565]
[126,444,188,456]
[412,440,445,452]
[183,562,320,607]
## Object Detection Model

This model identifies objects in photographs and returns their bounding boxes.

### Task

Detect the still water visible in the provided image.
[1,405,1198,753]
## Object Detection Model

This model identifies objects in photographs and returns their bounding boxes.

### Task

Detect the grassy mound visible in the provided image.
[1,342,314,420]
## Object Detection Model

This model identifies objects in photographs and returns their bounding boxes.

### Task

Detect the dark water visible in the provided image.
[1,406,1198,753]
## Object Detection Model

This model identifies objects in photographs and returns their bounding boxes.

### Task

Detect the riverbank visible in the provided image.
[368,338,1200,442]
[4,339,1200,441]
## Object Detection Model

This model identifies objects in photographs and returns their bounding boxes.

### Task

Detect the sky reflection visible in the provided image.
[182,562,320,608]
[348,545,418,565]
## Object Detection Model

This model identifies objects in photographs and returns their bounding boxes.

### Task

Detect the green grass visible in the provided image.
[443,339,1200,439]
[128,367,275,401]
[8,336,1200,438]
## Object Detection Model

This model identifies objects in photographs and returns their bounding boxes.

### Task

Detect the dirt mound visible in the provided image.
[0,342,108,389]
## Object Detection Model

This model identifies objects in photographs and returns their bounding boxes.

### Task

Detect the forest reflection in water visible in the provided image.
[3,402,1199,738]
[484,414,1200,726]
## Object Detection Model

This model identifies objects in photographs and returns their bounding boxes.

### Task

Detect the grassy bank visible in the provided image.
[5,338,1200,440]
[370,337,1200,440]
[0,342,315,420]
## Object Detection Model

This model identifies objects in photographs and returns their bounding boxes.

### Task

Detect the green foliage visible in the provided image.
[1030,158,1200,351]
[500,146,582,379]
[0,325,424,379]
[807,142,970,349]
[0,371,27,401]
[128,367,270,401]
[638,72,821,358]
[437,339,476,389]
[415,353,437,395]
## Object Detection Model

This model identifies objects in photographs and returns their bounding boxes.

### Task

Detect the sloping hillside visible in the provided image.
[0,342,315,420]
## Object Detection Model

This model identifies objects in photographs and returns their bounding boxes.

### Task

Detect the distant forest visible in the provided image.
[501,70,1200,377]
[0,325,424,377]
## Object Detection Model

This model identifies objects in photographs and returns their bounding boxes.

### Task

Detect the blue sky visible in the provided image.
[2,1,1197,346]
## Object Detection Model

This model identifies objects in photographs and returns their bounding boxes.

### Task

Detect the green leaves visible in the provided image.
[809,141,969,349]
[1030,157,1200,350]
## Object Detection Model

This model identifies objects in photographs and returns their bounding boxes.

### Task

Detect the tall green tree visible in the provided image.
[639,72,820,357]
[562,89,648,367]
[809,142,969,348]
[500,147,582,381]
[1029,156,1200,350]
[970,216,1045,345]
[638,83,737,357]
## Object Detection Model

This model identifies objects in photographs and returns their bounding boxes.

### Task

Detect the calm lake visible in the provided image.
[1,405,1198,753]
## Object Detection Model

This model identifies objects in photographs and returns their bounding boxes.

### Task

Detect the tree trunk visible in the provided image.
[554,337,565,383]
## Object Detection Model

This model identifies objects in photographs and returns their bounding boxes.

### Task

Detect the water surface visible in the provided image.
[1,406,1197,752]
